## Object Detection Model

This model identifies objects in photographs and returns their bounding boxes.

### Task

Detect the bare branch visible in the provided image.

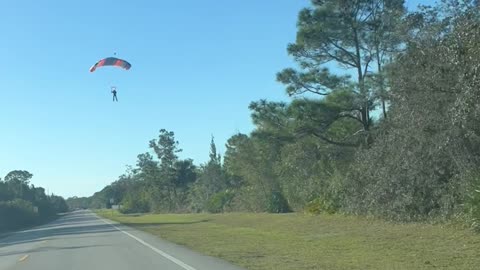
[309,130,360,147]
[338,113,364,125]
[328,37,358,64]
[325,50,358,67]
[363,55,373,78]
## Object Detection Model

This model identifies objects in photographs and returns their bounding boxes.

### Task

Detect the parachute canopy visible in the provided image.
[89,57,131,72]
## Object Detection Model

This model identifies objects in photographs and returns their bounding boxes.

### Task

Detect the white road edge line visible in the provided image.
[98,216,197,270]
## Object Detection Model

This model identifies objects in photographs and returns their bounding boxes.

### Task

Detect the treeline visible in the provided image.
[0,170,68,232]
[72,0,480,228]
[68,132,232,214]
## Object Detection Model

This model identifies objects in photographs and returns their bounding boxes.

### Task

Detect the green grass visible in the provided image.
[96,210,480,270]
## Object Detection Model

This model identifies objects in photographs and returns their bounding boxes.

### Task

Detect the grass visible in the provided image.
[96,210,480,270]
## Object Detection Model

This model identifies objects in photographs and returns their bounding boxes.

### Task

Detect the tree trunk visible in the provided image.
[353,26,371,146]
[353,28,369,133]
[376,46,387,119]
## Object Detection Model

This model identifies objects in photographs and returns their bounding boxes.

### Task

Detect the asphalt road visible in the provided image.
[0,210,246,270]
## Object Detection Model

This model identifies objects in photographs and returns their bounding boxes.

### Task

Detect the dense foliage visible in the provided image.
[74,0,480,229]
[0,170,68,232]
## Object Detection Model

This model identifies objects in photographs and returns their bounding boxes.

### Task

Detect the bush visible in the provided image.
[0,199,38,231]
[465,177,480,231]
[206,191,235,213]
[267,191,291,213]
[227,186,266,212]
[304,198,338,215]
[120,193,150,214]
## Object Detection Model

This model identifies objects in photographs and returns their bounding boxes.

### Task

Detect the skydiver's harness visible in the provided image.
[111,86,118,101]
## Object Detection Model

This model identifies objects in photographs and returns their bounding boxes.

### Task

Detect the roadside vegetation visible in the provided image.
[69,0,480,230]
[67,1,480,269]
[0,170,68,233]
[96,210,480,270]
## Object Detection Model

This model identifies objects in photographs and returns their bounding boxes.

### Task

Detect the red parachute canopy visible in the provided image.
[89,57,131,72]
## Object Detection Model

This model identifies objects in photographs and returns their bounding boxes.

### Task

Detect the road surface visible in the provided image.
[0,210,246,270]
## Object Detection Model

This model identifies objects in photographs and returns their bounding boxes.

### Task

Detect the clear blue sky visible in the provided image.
[0,0,429,198]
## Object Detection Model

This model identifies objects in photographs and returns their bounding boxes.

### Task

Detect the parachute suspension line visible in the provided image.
[112,51,117,91]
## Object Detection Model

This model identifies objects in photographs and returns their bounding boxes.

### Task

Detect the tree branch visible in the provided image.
[310,130,360,147]
[338,113,364,125]
[324,50,358,67]
[298,81,330,95]
[363,55,373,78]
[328,38,358,65]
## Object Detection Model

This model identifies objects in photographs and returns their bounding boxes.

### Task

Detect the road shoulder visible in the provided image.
[93,211,246,270]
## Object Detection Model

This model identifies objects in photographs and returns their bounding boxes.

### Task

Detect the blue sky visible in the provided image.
[0,0,430,198]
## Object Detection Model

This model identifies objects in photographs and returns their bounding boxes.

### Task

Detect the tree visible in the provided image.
[4,170,33,184]
[136,152,158,178]
[1,169,67,231]
[223,132,291,213]
[277,0,406,145]
[345,2,480,220]
[0,181,12,201]
[4,170,33,200]
[367,0,406,118]
[49,195,68,213]
[66,196,91,210]
[149,129,183,211]
[190,137,226,212]
[149,129,182,170]
[174,159,197,189]
[287,91,365,147]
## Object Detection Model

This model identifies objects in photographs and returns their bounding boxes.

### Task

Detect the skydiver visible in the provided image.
[111,87,118,102]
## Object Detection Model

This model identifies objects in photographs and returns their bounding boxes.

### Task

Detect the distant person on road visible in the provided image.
[111,87,118,102]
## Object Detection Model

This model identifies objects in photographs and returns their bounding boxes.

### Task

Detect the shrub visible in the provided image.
[267,191,291,213]
[0,199,38,231]
[206,190,235,213]
[304,198,338,215]
[465,177,480,231]
[120,193,150,214]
